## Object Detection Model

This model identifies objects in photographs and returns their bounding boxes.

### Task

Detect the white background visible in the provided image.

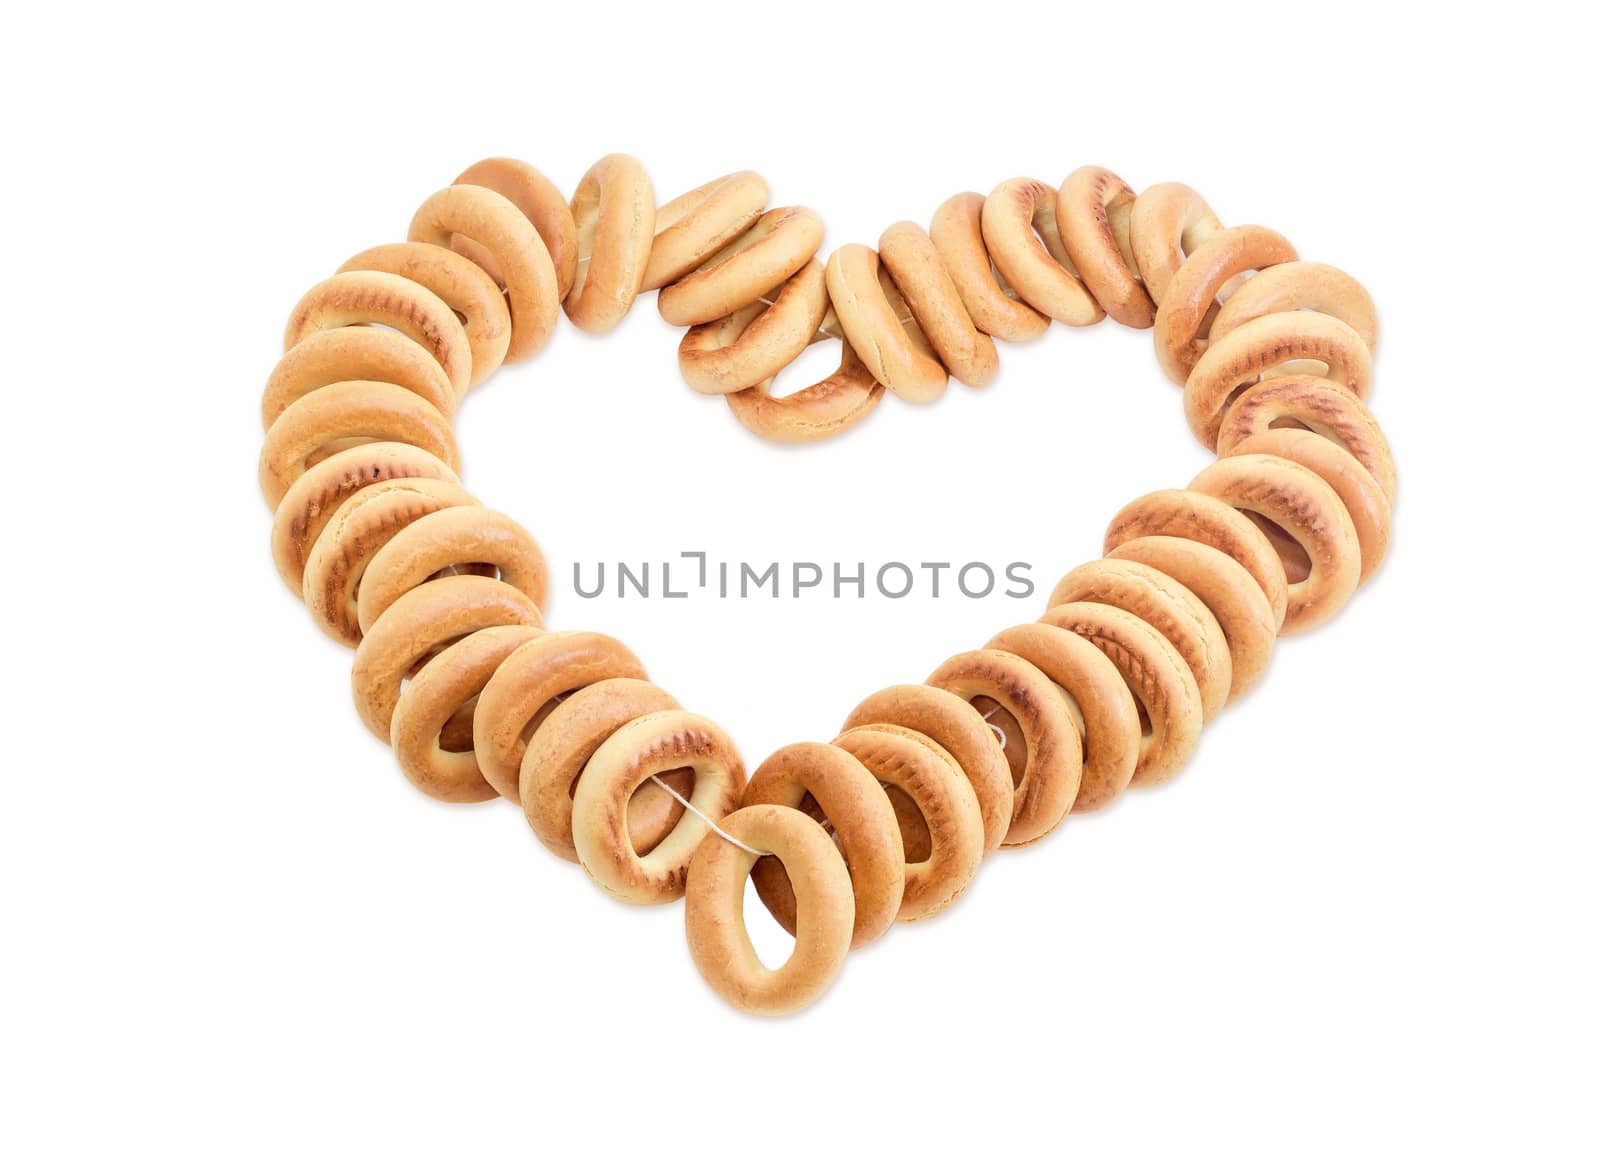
[4,2,1596,1146]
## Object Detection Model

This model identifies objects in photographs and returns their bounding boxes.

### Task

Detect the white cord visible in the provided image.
[979,705,1008,750]
[648,776,771,857]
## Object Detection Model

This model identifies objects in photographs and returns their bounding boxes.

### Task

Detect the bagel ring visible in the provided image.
[832,725,985,919]
[724,341,884,443]
[354,505,548,634]
[302,477,479,646]
[1189,453,1362,634]
[926,648,1081,846]
[261,327,455,430]
[1183,311,1373,449]
[1105,536,1277,702]
[642,170,769,292]
[1103,488,1293,632]
[269,442,459,595]
[685,804,855,1015]
[452,156,579,300]
[563,154,656,333]
[981,177,1104,327]
[472,630,649,801]
[929,191,1049,341]
[983,624,1142,815]
[1127,181,1222,308]
[826,243,948,402]
[1215,374,1396,502]
[389,624,545,803]
[339,242,511,387]
[256,379,459,509]
[677,259,829,395]
[842,683,1014,855]
[571,709,747,905]
[517,678,684,862]
[658,205,824,327]
[1057,165,1154,328]
[409,184,560,361]
[1153,225,1298,384]
[1047,558,1233,720]
[282,269,473,400]
[1039,601,1203,788]
[742,741,904,947]
[349,575,543,742]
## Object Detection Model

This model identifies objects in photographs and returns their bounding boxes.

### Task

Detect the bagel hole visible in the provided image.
[971,695,1026,785]
[1244,511,1312,583]
[1267,415,1312,433]
[744,867,798,970]
[1135,697,1153,738]
[623,768,692,856]
[885,785,932,864]
[426,562,500,582]
[439,695,480,752]
[764,336,843,399]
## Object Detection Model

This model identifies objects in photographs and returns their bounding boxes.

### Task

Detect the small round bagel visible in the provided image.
[724,342,883,443]
[283,269,473,400]
[677,260,828,395]
[409,184,559,361]
[269,442,459,595]
[742,741,904,947]
[1183,311,1373,449]
[354,505,546,634]
[350,576,543,742]
[826,243,948,402]
[929,191,1049,342]
[262,327,455,430]
[389,624,545,803]
[1106,536,1277,702]
[1057,166,1154,328]
[518,678,681,862]
[302,477,479,646]
[1103,489,1292,633]
[572,710,747,905]
[453,157,579,300]
[1189,453,1362,634]
[642,170,769,292]
[658,205,824,327]
[472,631,648,801]
[1210,260,1378,352]
[563,154,655,333]
[257,380,458,510]
[1228,428,1392,583]
[1128,181,1221,307]
[685,804,855,1015]
[1216,374,1396,502]
[981,178,1104,327]
[1047,558,1233,721]
[842,683,1013,855]
[983,624,1142,814]
[338,241,510,387]
[1039,602,1203,788]
[1153,225,1297,384]
[926,648,1081,846]
[832,725,984,919]
[878,220,999,386]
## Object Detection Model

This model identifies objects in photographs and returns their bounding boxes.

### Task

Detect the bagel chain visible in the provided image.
[259,155,1394,1014]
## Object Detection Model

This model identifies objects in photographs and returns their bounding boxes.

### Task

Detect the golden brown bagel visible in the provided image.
[742,741,904,947]
[685,804,855,1015]
[832,725,984,919]
[1057,165,1154,328]
[563,154,655,333]
[571,710,746,905]
[409,185,559,361]
[981,178,1103,327]
[926,648,1081,846]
